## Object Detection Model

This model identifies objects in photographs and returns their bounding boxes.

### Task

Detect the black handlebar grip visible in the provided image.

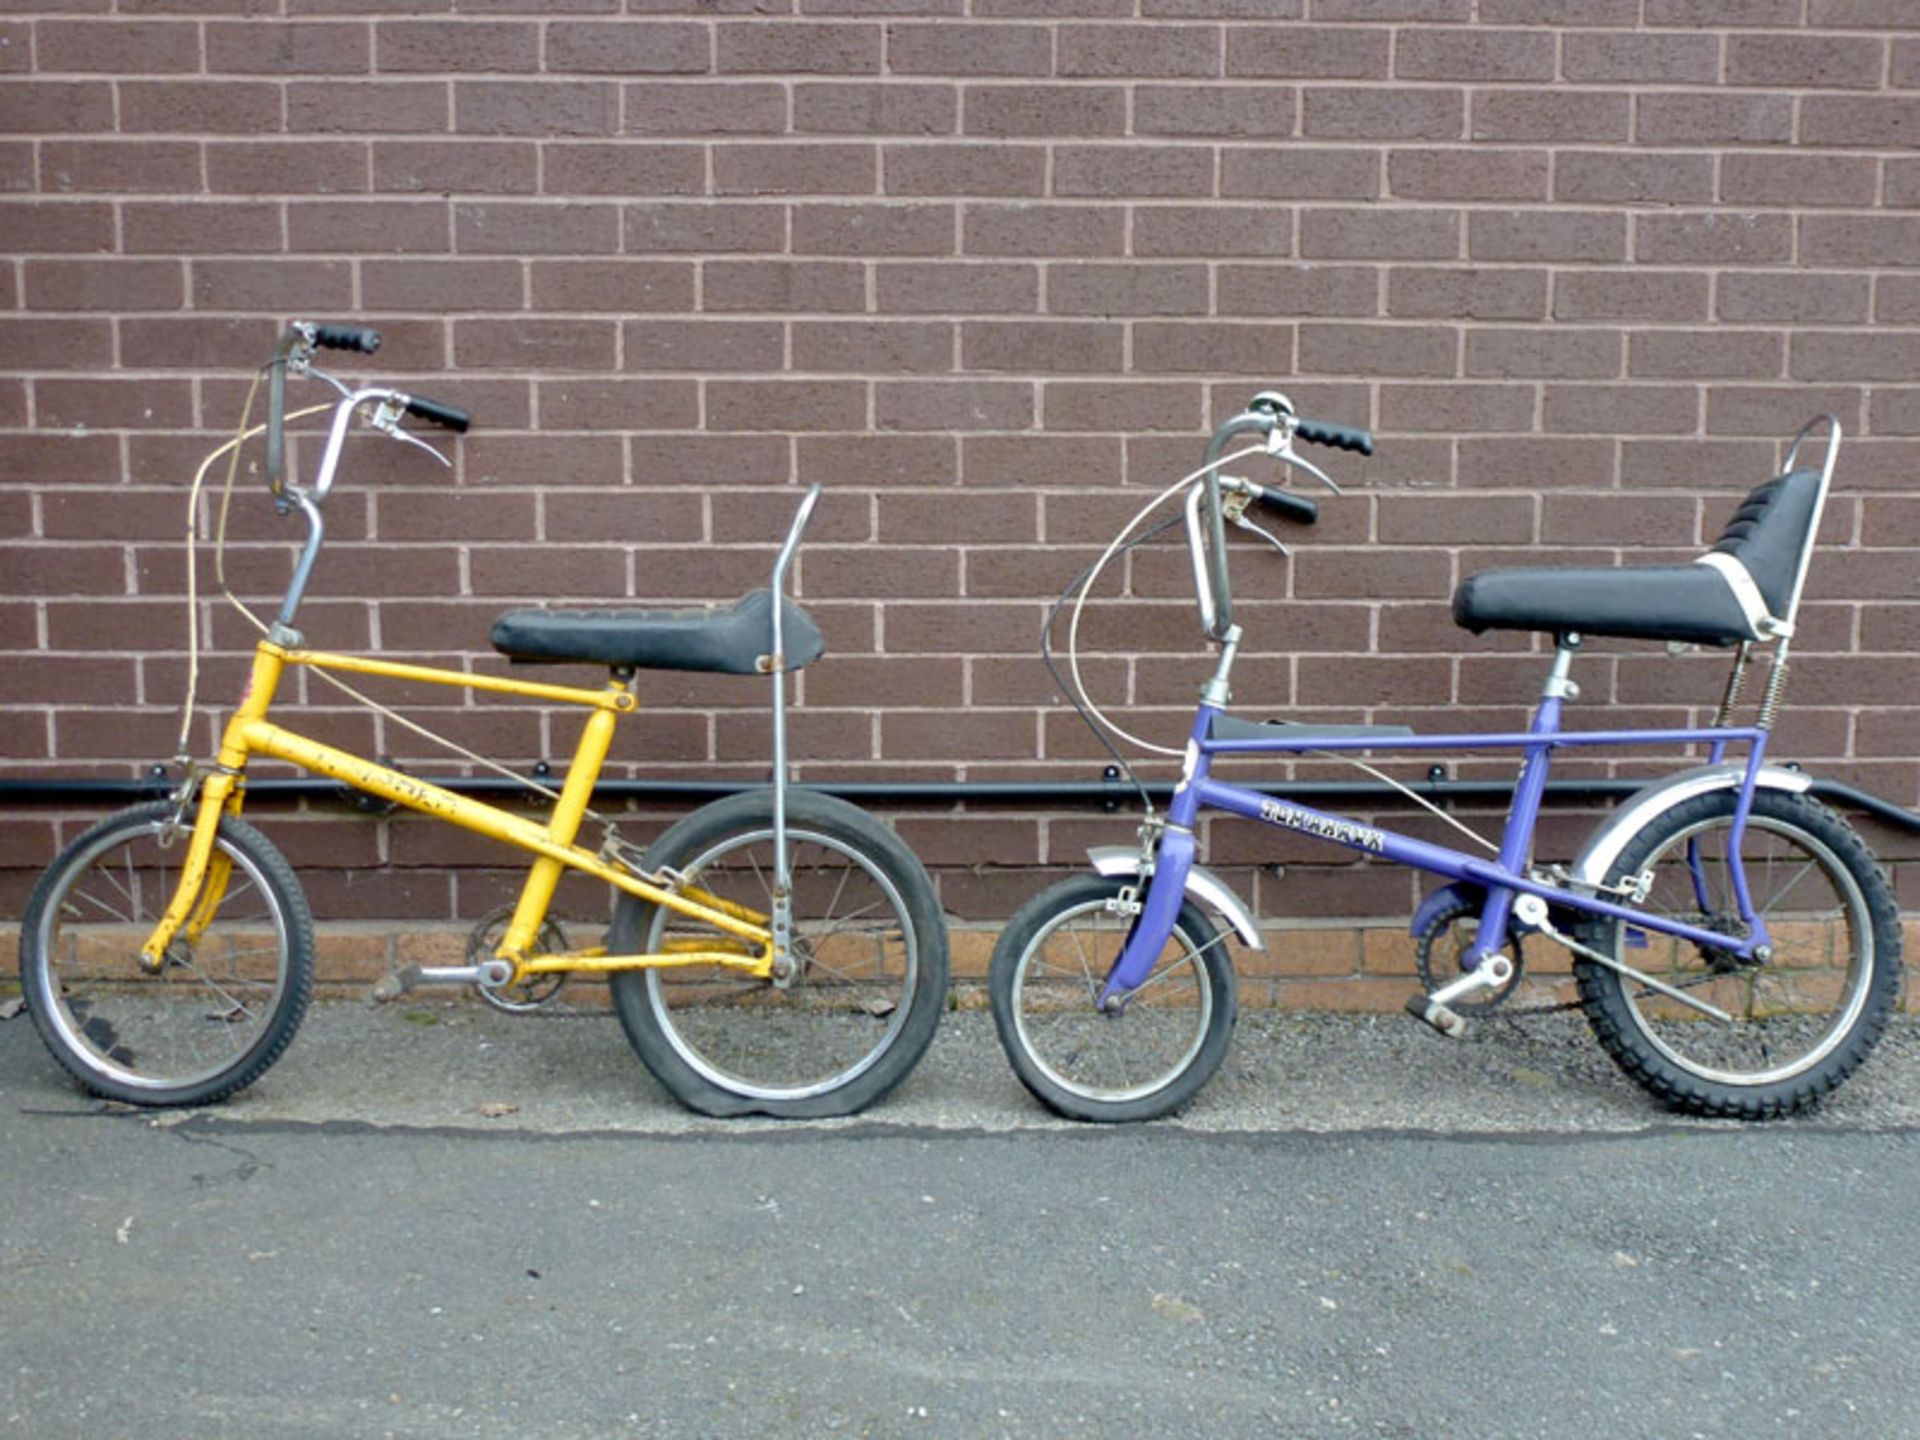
[1295,418,1374,456]
[404,394,471,433]
[311,325,382,354]
[1253,488,1318,525]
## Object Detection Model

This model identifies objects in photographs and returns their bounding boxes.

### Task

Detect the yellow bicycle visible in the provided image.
[18,322,949,1118]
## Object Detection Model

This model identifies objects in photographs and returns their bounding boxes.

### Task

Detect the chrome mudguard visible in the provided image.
[1567,761,1812,889]
[1086,846,1265,950]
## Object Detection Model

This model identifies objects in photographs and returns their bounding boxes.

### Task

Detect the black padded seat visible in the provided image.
[491,589,824,675]
[1210,713,1414,744]
[1453,468,1822,649]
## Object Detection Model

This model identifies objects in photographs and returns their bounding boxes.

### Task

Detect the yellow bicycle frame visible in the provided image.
[141,639,775,983]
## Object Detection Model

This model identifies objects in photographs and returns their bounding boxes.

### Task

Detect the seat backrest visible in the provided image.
[1707,468,1822,624]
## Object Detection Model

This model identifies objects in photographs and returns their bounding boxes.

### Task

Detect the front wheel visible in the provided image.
[1574,789,1903,1119]
[19,801,315,1107]
[989,874,1236,1123]
[608,789,949,1119]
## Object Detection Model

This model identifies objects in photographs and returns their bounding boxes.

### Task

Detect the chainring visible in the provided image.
[1413,897,1525,1015]
[465,904,571,1014]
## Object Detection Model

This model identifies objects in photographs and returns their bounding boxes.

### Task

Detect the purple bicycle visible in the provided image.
[990,393,1903,1123]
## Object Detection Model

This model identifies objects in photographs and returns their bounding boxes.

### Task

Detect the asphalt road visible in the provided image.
[3,1005,1917,1439]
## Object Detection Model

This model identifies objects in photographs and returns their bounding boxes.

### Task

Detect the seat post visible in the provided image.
[1542,632,1581,702]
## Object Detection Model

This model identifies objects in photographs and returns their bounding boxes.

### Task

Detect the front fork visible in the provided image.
[140,766,245,970]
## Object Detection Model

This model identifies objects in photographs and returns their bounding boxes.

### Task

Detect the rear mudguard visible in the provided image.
[1407,761,1815,937]
[1086,846,1264,951]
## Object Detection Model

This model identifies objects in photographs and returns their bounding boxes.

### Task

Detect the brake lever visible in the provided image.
[367,397,453,468]
[1220,479,1290,557]
[1265,429,1344,496]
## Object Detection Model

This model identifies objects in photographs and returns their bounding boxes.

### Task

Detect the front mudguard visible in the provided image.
[1086,845,1264,951]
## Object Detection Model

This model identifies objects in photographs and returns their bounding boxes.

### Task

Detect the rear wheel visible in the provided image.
[989,874,1236,1123]
[19,801,314,1107]
[1575,790,1902,1119]
[608,789,948,1119]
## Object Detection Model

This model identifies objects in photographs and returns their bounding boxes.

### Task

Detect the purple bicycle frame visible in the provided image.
[1098,688,1774,1006]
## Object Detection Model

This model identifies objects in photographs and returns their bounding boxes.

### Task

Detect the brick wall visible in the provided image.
[5,1,1920,1001]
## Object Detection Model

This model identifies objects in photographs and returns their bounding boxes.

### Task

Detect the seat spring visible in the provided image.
[1712,642,1752,728]
[1756,653,1790,731]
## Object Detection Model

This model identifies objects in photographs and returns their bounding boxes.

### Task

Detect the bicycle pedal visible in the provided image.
[367,966,424,1005]
[1405,992,1469,1040]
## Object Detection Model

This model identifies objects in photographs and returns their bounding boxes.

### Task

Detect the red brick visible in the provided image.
[193,258,354,311]
[1387,147,1546,203]
[797,434,955,491]
[962,320,1122,374]
[545,21,710,74]
[454,318,617,371]
[376,19,538,73]
[794,202,951,256]
[1042,380,1200,432]
[705,259,866,313]
[1472,89,1628,143]
[543,145,703,197]
[1387,267,1542,321]
[39,19,201,72]
[24,259,183,312]
[1725,33,1885,90]
[1793,332,1920,384]
[1455,436,1615,490]
[1135,84,1295,138]
[120,81,283,134]
[794,321,954,373]
[0,82,114,134]
[1300,208,1459,261]
[886,22,1049,76]
[1553,270,1708,323]
[1134,321,1293,375]
[1468,210,1624,264]
[1647,0,1799,20]
[1635,213,1791,266]
[530,260,694,313]
[1636,94,1795,147]
[795,82,957,136]
[288,81,449,135]
[205,20,368,73]
[1138,204,1292,257]
[1056,23,1220,78]
[1304,87,1462,141]
[624,82,787,135]
[876,261,1038,314]
[622,320,783,372]
[1553,151,1713,206]
[1719,272,1871,325]
[38,141,199,194]
[1227,25,1388,79]
[1705,386,1864,438]
[625,202,785,254]
[713,143,876,195]
[457,201,618,256]
[1221,146,1379,200]
[962,434,1119,488]
[373,140,537,195]
[123,201,282,254]
[1465,327,1621,380]
[1378,382,1533,434]
[1629,330,1784,382]
[708,380,867,432]
[1299,322,1454,379]
[0,317,110,369]
[1047,263,1207,317]
[1811,0,1920,26]
[208,141,370,195]
[364,259,524,311]
[289,199,449,254]
[963,85,1125,139]
[874,380,1033,431]
[883,143,1045,197]
[1052,145,1212,198]
[533,391,698,437]
[962,203,1122,256]
[1395,28,1553,81]
[717,21,880,75]
[1562,31,1719,84]
[1801,215,1920,269]
[1542,384,1698,437]
[456,81,618,137]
